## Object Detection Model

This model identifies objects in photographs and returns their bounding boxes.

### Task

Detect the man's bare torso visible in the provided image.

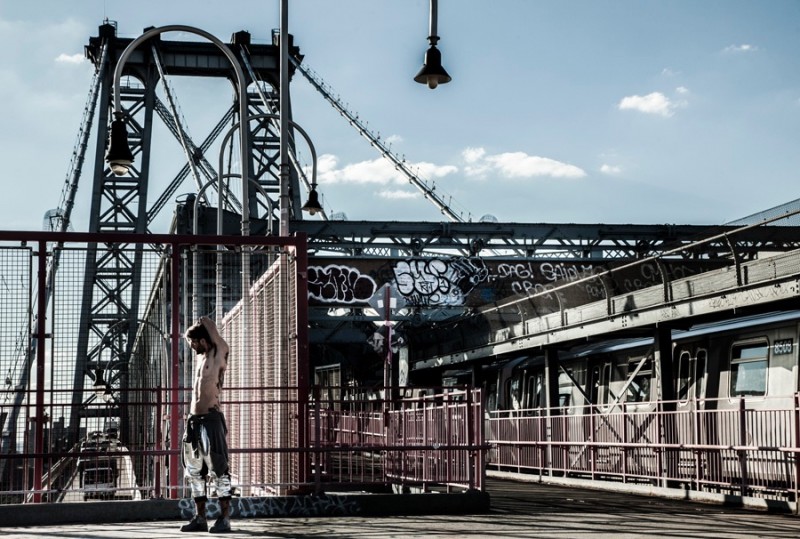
[190,347,227,415]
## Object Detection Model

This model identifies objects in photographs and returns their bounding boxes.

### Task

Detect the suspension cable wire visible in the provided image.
[291,58,470,223]
[238,45,326,220]
[150,43,207,199]
[147,105,241,223]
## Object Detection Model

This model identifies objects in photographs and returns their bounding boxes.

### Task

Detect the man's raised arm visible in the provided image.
[198,316,229,355]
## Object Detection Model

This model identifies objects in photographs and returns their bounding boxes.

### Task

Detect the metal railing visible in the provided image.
[486,395,800,505]
[1,385,484,503]
[0,230,486,504]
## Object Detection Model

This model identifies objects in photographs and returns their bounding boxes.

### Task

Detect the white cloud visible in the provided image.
[600,164,621,175]
[464,148,586,179]
[55,53,86,64]
[618,92,677,117]
[462,147,486,164]
[377,190,420,200]
[675,86,689,94]
[315,153,457,185]
[723,43,758,53]
[385,134,403,145]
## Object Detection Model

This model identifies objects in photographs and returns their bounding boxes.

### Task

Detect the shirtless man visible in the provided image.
[180,316,232,533]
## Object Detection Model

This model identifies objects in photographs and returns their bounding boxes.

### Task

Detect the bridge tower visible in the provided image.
[69,22,304,444]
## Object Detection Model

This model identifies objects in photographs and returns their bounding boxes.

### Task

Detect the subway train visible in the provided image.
[450,309,800,499]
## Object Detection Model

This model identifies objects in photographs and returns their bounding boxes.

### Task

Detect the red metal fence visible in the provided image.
[486,395,800,504]
[0,231,485,504]
[0,384,484,503]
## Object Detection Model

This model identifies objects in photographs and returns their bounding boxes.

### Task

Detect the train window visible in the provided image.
[626,358,652,403]
[523,374,532,409]
[486,381,498,412]
[696,349,707,399]
[730,341,768,397]
[536,375,544,408]
[558,392,571,407]
[676,351,691,401]
[509,377,522,410]
[558,370,573,410]
[601,363,612,406]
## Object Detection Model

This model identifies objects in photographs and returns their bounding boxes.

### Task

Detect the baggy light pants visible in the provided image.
[182,411,231,499]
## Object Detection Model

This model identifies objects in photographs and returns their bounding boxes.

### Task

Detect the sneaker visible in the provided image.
[209,517,231,534]
[179,515,208,532]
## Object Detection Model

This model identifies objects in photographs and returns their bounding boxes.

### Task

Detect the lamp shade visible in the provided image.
[105,118,134,176]
[301,188,323,215]
[93,368,107,399]
[414,44,451,89]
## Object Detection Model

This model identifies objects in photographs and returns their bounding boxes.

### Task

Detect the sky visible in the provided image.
[0,0,799,232]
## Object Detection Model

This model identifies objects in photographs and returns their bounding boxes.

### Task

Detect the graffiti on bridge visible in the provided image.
[307,258,725,308]
[393,257,489,307]
[308,264,377,304]
[179,494,362,519]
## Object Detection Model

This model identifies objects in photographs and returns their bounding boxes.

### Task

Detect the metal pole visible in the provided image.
[279,2,292,492]
[429,0,439,38]
[32,240,48,503]
[280,0,290,236]
[169,245,182,498]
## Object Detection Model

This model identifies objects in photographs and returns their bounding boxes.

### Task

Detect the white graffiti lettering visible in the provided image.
[393,257,488,307]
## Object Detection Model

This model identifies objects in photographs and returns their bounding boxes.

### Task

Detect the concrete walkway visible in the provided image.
[3,479,799,538]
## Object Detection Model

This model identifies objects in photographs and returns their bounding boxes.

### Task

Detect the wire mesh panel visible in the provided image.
[0,245,33,503]
[0,230,487,505]
[213,247,302,496]
[0,232,311,504]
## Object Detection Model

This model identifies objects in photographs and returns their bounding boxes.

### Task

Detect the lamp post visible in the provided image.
[414,0,451,89]
[105,25,252,497]
[106,25,251,240]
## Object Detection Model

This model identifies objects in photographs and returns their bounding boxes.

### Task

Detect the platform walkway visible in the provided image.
[2,478,799,538]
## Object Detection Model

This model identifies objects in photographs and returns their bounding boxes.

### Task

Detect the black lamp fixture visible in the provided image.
[105,112,134,176]
[301,186,323,215]
[93,367,107,399]
[414,0,451,89]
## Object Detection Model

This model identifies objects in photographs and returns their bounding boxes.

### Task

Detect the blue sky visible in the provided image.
[1,0,799,231]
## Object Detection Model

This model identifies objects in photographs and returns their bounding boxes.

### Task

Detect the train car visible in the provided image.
[480,310,800,499]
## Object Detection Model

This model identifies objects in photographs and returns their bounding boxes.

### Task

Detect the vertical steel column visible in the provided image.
[279,0,290,236]
[32,240,48,502]
[655,325,676,486]
[794,393,800,514]
[169,244,182,498]
[543,348,559,470]
[295,234,310,484]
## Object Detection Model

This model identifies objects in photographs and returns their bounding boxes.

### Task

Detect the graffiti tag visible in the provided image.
[308,265,377,304]
[393,257,488,307]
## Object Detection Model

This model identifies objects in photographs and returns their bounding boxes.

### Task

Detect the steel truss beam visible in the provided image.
[290,220,800,260]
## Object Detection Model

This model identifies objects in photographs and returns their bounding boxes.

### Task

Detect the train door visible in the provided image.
[522,370,544,412]
[675,346,709,409]
[673,344,708,480]
[589,360,613,411]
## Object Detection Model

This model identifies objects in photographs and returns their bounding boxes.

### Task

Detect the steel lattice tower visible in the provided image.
[69,23,303,443]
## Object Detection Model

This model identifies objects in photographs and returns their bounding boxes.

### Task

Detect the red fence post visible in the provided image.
[794,393,800,514]
[155,388,162,498]
[738,397,748,498]
[168,243,182,498]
